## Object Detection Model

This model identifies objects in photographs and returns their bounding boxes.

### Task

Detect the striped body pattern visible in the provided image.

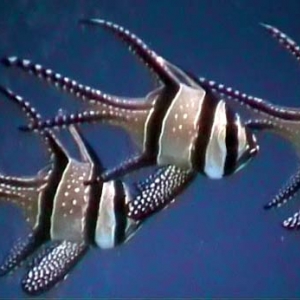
[3,19,258,182]
[0,88,194,295]
[197,24,300,230]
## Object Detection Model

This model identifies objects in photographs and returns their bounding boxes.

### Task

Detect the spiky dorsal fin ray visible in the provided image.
[127,165,196,220]
[260,23,300,63]
[2,56,150,110]
[0,174,46,187]
[196,25,300,120]
[80,19,178,87]
[197,77,300,120]
[193,22,300,226]
[22,241,88,295]
[197,79,300,216]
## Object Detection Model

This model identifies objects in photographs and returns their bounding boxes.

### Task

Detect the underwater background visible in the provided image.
[0,0,300,298]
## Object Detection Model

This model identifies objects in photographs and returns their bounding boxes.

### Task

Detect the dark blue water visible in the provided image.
[0,0,300,298]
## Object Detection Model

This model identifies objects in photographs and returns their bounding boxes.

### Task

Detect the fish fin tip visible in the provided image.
[22,241,87,295]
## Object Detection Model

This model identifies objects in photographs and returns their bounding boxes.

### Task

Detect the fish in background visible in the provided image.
[2,19,258,223]
[194,24,300,230]
[0,87,194,295]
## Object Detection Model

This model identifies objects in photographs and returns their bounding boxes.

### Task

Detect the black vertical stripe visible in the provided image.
[113,180,128,246]
[223,106,239,176]
[86,169,103,245]
[144,86,179,159]
[191,91,219,173]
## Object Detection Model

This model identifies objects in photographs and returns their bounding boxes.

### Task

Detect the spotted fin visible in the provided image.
[263,168,300,209]
[0,232,43,276]
[260,23,300,63]
[1,57,148,110]
[197,76,300,121]
[282,211,300,230]
[22,240,87,295]
[80,19,177,86]
[127,165,196,220]
[26,241,60,269]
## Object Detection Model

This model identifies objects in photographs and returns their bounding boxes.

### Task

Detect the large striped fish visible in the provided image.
[0,87,194,295]
[194,24,300,230]
[2,19,259,186]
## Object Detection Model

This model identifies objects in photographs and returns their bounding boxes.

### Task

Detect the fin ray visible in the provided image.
[22,241,87,295]
[264,168,300,210]
[127,165,195,220]
[2,56,150,109]
[0,232,44,276]
[80,19,178,87]
[261,23,300,63]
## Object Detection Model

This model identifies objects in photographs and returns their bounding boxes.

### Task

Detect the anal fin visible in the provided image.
[22,240,88,295]
[127,165,195,220]
[0,231,44,276]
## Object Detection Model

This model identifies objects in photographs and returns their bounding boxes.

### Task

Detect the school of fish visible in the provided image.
[0,19,298,295]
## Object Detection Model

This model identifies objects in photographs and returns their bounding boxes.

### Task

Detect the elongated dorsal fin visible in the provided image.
[80,19,178,87]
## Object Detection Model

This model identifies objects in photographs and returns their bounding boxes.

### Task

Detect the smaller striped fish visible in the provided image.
[2,18,259,186]
[0,87,194,295]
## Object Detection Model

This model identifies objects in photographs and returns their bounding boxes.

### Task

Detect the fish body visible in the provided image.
[2,19,259,182]
[196,24,300,230]
[0,87,194,295]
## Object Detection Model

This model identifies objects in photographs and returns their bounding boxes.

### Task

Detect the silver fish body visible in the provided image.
[0,87,193,295]
[196,24,300,230]
[2,19,259,182]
